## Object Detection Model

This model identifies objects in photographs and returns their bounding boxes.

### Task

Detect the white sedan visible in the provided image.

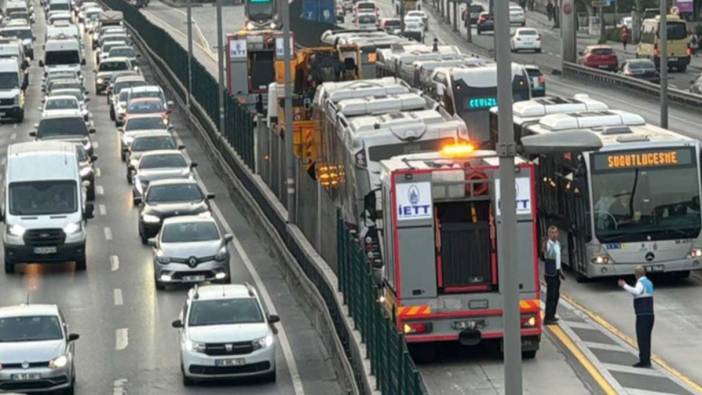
[511,27,541,53]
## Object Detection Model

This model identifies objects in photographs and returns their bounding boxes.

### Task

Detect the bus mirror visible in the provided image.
[520,130,602,156]
[363,190,377,220]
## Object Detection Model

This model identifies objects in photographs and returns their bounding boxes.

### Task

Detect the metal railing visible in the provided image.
[337,215,427,395]
[562,61,702,108]
[102,0,256,168]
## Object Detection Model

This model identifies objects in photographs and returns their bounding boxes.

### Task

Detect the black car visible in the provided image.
[136,179,214,243]
[468,4,485,24]
[620,59,660,83]
[690,73,702,94]
[476,12,494,35]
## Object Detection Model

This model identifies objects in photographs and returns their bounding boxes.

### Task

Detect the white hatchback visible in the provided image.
[511,27,541,52]
[172,284,280,385]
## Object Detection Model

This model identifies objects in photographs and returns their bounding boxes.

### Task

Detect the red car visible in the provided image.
[578,45,619,71]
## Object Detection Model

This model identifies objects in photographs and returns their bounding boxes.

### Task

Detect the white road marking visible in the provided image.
[99,204,107,216]
[110,255,119,271]
[96,168,102,177]
[115,328,128,350]
[112,378,127,395]
[96,185,104,195]
[0,158,5,166]
[104,227,113,240]
[93,141,99,149]
[209,200,305,395]
[9,133,16,140]
[113,288,123,306]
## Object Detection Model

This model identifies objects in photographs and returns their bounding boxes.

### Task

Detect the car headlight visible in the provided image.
[124,135,135,144]
[184,339,206,353]
[7,224,26,237]
[96,78,103,84]
[13,95,19,104]
[215,246,228,261]
[63,221,82,235]
[156,252,170,264]
[49,355,68,369]
[142,214,160,224]
[253,333,274,350]
[80,166,93,177]
[688,248,702,258]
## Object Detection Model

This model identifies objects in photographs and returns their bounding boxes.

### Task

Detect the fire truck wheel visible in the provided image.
[522,350,537,359]
[408,343,437,363]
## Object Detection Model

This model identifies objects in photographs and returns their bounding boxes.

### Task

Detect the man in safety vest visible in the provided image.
[619,265,655,368]
[543,225,564,325]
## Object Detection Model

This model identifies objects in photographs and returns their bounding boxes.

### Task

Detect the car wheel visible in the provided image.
[110,107,115,121]
[678,65,687,72]
[75,254,87,271]
[16,109,24,123]
[4,258,14,274]
[87,185,96,201]
[126,169,132,183]
[536,48,542,53]
[155,277,165,290]
[262,368,276,383]
[181,365,195,386]
[139,226,148,245]
[63,382,75,395]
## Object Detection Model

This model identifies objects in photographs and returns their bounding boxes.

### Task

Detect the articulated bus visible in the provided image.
[512,107,702,280]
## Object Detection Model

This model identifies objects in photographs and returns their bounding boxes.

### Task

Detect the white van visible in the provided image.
[2,141,94,273]
[40,37,84,76]
[47,0,72,14]
[0,58,26,122]
[46,21,80,42]
[0,37,29,70]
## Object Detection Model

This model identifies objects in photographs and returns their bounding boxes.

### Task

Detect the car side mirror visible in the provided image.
[38,60,44,67]
[578,51,584,56]
[91,155,98,162]
[171,319,183,328]
[190,162,198,168]
[147,237,157,247]
[89,128,96,134]
[68,333,80,342]
[268,314,280,324]
[81,58,86,65]
[133,196,142,204]
[117,127,124,133]
[224,233,233,243]
[84,202,94,219]
[177,144,185,150]
[206,193,215,200]
[85,97,90,102]
[29,131,36,137]
[92,69,97,73]
[168,125,175,131]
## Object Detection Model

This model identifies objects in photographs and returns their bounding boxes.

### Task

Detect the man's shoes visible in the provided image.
[632,362,652,368]
[543,318,559,325]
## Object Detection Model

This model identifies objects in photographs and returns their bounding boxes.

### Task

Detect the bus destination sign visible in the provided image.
[592,147,693,171]
[467,97,497,110]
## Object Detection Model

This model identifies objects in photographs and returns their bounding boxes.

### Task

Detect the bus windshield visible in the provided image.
[591,148,701,243]
[667,22,687,40]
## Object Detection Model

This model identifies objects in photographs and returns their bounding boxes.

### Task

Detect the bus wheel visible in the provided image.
[673,270,690,279]
[575,272,590,283]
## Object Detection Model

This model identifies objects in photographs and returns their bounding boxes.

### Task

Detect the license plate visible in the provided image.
[668,57,678,61]
[11,373,41,381]
[215,358,245,367]
[645,265,664,273]
[34,246,57,254]
[182,275,205,282]
[598,65,610,69]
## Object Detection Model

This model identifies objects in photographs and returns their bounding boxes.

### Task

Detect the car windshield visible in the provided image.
[627,61,654,69]
[54,89,84,101]
[9,180,77,215]
[130,90,163,100]
[49,82,81,92]
[128,101,163,113]
[591,48,613,56]
[384,20,400,27]
[0,316,63,342]
[48,71,78,80]
[139,154,186,169]
[45,50,80,65]
[125,117,164,131]
[188,298,264,326]
[46,98,78,110]
[0,72,19,90]
[50,3,70,10]
[109,47,134,57]
[162,221,219,243]
[146,183,202,203]
[37,117,88,137]
[471,5,484,12]
[357,3,374,10]
[1,29,32,40]
[526,68,542,77]
[406,22,421,30]
[115,81,145,95]
[519,29,538,35]
[99,61,128,72]
[591,148,701,243]
[132,136,176,152]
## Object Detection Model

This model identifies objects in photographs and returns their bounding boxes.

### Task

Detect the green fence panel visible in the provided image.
[336,213,427,395]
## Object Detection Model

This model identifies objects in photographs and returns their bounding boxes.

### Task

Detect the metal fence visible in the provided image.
[337,216,427,395]
[103,0,256,168]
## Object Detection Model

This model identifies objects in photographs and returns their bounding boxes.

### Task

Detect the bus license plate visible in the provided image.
[645,265,664,273]
[215,358,244,367]
[183,275,205,282]
[669,57,678,62]
[34,246,57,254]
[12,373,41,381]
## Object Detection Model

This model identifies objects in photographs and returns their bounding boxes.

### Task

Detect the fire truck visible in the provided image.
[377,147,541,357]
[226,29,277,107]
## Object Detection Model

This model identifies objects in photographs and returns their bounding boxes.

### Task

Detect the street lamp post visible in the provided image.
[216,0,225,135]
[493,0,521,391]
[186,0,193,110]
[281,0,296,222]
[659,0,668,128]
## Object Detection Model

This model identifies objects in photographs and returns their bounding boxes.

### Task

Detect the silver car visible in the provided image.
[0,304,79,393]
[131,150,196,204]
[150,215,232,289]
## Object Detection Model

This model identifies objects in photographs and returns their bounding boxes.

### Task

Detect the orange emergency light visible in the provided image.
[440,142,475,157]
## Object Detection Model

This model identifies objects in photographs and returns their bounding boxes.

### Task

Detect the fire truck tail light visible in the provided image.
[403,322,432,334]
[520,315,537,328]
[440,142,475,157]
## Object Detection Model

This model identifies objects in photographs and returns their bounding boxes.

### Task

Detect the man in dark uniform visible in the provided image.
[619,265,655,368]
[543,225,565,325]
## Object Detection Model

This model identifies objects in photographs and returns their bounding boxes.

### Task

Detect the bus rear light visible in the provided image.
[403,322,431,334]
[688,248,702,258]
[520,315,537,328]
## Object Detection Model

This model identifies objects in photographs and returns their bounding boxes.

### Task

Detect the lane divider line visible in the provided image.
[99,204,107,216]
[96,185,104,195]
[96,168,102,177]
[113,288,123,306]
[110,255,119,272]
[104,227,113,241]
[112,378,127,395]
[10,133,16,140]
[115,328,128,350]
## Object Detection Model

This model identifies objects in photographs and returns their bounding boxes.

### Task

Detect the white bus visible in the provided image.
[524,110,702,280]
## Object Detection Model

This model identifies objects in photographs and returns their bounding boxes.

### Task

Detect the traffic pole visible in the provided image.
[216,0,225,134]
[495,0,522,392]
[281,0,296,223]
[659,0,668,128]
[186,0,193,110]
